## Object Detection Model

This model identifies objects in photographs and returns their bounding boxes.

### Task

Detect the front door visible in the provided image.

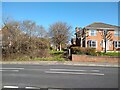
[103,39,109,51]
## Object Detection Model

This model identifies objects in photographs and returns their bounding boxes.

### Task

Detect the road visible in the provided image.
[0,64,119,89]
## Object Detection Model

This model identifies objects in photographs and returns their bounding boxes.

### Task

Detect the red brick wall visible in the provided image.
[86,29,120,51]
[72,54,119,63]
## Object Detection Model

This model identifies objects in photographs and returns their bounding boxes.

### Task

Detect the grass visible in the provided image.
[33,57,65,61]
[49,50,64,55]
[9,50,65,61]
[98,52,120,56]
[33,50,65,61]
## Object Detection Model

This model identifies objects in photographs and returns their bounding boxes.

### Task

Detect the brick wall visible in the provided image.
[86,29,120,51]
[72,54,119,63]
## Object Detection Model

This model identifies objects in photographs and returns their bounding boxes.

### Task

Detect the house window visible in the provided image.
[90,30,96,36]
[114,41,120,48]
[114,30,120,36]
[88,40,97,48]
[100,40,103,47]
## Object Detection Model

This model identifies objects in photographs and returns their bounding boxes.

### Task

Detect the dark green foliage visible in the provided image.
[71,46,120,56]
[71,47,96,56]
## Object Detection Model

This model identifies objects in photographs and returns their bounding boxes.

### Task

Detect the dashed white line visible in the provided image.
[25,86,40,89]
[3,86,19,88]
[50,69,99,72]
[48,88,63,90]
[0,70,19,72]
[45,71,104,76]
[0,68,24,70]
[0,68,24,72]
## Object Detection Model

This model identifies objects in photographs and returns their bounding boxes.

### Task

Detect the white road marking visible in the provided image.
[25,86,40,89]
[50,69,99,72]
[0,68,24,70]
[0,70,19,72]
[48,88,63,90]
[3,86,19,88]
[23,69,48,71]
[45,71,104,76]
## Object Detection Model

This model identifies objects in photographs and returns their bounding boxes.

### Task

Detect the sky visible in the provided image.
[2,2,118,34]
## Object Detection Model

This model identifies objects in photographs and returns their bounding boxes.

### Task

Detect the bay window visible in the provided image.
[89,30,97,36]
[88,40,97,48]
[114,41,120,48]
[114,30,120,36]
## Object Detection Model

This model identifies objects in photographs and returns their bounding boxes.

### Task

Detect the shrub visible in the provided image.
[96,51,101,56]
[71,47,96,56]
[86,48,96,56]
[71,47,81,54]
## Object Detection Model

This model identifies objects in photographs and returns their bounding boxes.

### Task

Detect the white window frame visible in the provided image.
[100,40,103,47]
[114,30,120,37]
[88,40,97,48]
[89,30,97,36]
[114,41,120,48]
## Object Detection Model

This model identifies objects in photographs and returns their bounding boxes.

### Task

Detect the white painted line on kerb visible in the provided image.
[0,68,24,70]
[3,86,19,88]
[25,86,40,89]
[50,69,100,72]
[45,71,104,76]
[0,70,19,72]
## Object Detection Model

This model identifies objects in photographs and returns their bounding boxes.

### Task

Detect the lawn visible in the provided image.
[99,52,120,56]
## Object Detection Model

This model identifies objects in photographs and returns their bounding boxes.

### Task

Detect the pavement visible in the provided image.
[0,64,119,89]
[0,61,119,67]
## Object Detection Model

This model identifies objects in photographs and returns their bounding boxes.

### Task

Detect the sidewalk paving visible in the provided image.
[0,61,119,67]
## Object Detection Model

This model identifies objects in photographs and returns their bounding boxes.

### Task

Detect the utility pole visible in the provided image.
[104,30,108,53]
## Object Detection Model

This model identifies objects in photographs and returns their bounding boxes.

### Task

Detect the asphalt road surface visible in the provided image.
[0,64,119,89]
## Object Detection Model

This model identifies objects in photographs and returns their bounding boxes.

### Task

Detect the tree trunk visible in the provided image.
[81,37,82,47]
[55,45,58,51]
[59,43,62,51]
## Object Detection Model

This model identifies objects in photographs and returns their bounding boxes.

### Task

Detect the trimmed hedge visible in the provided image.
[71,47,96,56]
[71,47,120,56]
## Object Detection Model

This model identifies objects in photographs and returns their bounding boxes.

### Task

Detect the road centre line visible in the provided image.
[50,69,100,72]
[45,71,104,76]
[0,68,24,70]
[25,86,40,89]
[3,86,19,88]
[0,70,19,72]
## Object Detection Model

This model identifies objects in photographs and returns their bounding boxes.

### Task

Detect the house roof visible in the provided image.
[84,22,119,30]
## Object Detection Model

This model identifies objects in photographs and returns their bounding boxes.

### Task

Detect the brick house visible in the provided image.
[74,22,120,52]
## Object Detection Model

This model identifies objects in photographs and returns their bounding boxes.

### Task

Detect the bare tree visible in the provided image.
[2,18,24,59]
[49,22,72,51]
[2,18,50,60]
[101,30,112,53]
[35,25,47,38]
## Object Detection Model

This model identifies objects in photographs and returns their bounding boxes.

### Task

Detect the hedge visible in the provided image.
[71,47,96,56]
